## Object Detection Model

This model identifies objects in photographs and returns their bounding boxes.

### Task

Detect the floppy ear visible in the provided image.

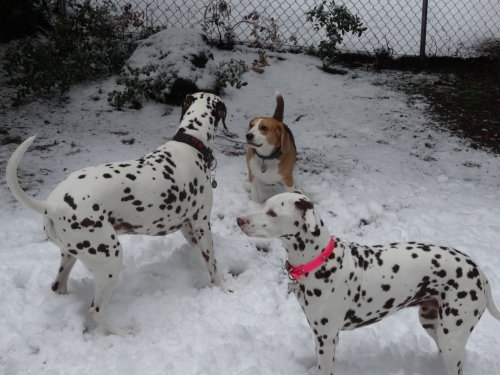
[294,197,316,230]
[214,101,228,130]
[280,124,295,154]
[180,95,195,121]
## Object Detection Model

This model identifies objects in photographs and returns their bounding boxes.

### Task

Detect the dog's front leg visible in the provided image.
[315,329,340,375]
[192,222,227,291]
[248,179,263,203]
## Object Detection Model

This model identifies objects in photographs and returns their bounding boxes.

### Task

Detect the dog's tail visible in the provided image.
[273,91,284,123]
[6,136,47,215]
[485,276,500,321]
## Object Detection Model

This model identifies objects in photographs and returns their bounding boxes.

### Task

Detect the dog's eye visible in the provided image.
[260,126,268,132]
[266,209,277,217]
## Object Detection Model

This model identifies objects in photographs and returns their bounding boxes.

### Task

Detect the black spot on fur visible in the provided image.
[294,198,314,219]
[64,194,77,210]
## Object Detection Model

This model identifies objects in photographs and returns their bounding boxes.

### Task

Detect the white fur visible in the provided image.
[238,192,500,375]
[6,93,228,335]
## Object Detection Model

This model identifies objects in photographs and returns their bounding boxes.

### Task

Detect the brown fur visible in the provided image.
[246,116,296,187]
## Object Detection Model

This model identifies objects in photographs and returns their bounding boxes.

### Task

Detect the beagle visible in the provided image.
[246,93,297,203]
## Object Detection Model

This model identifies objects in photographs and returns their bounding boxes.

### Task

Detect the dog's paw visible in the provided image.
[51,282,68,295]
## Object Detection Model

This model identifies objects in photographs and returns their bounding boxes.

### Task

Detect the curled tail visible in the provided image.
[272,91,284,123]
[485,278,500,320]
[6,136,47,215]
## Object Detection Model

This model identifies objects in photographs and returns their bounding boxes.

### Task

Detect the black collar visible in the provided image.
[254,124,296,160]
[255,148,283,160]
[173,132,214,168]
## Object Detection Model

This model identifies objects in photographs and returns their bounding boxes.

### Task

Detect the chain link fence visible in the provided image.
[113,0,499,57]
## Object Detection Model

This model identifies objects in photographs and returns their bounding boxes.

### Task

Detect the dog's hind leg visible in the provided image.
[69,227,132,335]
[436,310,478,375]
[51,251,77,294]
[44,217,77,294]
[418,298,439,349]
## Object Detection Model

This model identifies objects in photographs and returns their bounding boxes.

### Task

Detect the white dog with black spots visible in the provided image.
[6,92,228,335]
[237,192,500,375]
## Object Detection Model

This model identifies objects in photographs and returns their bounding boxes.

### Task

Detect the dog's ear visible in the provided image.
[180,95,196,121]
[280,124,296,154]
[294,197,316,230]
[272,93,284,122]
[214,101,228,130]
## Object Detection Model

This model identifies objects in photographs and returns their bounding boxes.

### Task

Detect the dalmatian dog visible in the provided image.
[6,92,228,335]
[237,192,500,375]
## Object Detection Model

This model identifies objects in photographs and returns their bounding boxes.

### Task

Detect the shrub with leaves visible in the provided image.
[202,0,283,51]
[4,0,146,105]
[202,0,235,49]
[306,0,366,65]
[108,64,173,110]
[108,29,248,109]
[214,59,249,93]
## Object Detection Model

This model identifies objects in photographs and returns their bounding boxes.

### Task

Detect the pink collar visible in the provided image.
[287,237,335,280]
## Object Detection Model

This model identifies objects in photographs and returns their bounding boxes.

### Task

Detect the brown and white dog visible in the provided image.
[246,93,297,203]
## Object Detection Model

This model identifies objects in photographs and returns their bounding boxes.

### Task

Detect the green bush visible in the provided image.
[108,58,248,110]
[108,64,173,110]
[214,59,249,93]
[306,0,366,65]
[4,0,146,105]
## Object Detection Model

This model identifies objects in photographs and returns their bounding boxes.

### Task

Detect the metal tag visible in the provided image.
[287,280,299,294]
[261,161,267,173]
[211,179,217,188]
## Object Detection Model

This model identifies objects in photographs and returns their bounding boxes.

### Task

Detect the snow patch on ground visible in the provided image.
[0,31,499,375]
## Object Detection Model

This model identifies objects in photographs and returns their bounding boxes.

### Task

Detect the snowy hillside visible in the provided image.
[1,36,499,374]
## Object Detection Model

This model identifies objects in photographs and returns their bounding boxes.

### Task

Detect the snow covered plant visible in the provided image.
[306,0,367,65]
[108,29,248,110]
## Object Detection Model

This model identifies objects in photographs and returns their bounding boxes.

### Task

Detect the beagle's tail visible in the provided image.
[272,91,284,123]
[6,136,47,215]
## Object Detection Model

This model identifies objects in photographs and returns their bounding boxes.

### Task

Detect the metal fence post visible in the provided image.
[420,0,429,59]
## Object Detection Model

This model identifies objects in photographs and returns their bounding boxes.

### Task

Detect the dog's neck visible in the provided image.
[177,113,217,148]
[281,221,332,267]
[255,145,282,160]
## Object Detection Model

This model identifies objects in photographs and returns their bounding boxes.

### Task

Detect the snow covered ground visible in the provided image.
[1,36,500,375]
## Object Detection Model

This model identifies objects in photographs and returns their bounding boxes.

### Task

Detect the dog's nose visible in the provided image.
[236,217,246,227]
[246,133,254,141]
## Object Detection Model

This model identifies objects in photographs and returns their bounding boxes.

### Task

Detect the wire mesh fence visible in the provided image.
[112,0,499,57]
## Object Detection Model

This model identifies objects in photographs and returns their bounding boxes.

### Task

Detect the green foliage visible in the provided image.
[4,0,145,105]
[108,58,248,109]
[108,64,173,110]
[214,59,249,93]
[306,0,366,64]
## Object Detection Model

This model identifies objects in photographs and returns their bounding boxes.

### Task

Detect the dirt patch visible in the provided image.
[334,44,500,154]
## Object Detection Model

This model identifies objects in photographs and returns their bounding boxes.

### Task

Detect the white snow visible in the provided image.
[1,31,499,375]
[124,28,219,91]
